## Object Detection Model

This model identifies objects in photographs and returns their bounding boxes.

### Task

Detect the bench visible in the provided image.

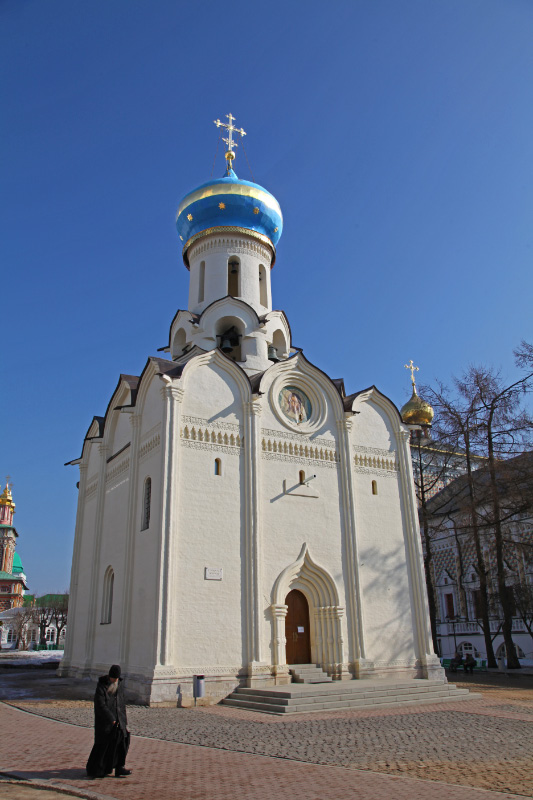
[441,658,487,672]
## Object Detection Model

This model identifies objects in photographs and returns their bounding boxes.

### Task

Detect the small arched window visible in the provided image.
[372,480,378,495]
[198,260,205,303]
[227,256,240,298]
[299,470,306,485]
[259,264,267,307]
[214,458,222,476]
[142,477,151,530]
[101,566,114,624]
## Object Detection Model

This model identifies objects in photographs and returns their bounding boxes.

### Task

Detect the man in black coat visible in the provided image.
[86,665,131,779]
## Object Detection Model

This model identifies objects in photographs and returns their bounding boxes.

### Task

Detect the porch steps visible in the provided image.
[289,664,333,683]
[222,678,481,715]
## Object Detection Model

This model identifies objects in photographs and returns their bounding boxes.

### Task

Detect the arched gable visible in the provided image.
[197,296,260,339]
[272,543,340,607]
[179,349,252,419]
[349,386,406,451]
[258,351,346,429]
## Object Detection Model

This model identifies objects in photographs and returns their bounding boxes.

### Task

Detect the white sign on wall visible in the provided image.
[205,567,223,581]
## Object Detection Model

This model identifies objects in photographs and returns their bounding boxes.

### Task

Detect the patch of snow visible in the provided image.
[0,650,63,665]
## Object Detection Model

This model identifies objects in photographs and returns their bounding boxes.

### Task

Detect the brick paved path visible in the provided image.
[0,702,529,800]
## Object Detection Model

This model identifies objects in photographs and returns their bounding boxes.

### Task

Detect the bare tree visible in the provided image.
[513,581,533,642]
[32,598,54,647]
[412,431,462,653]
[423,381,499,667]
[424,348,533,669]
[11,607,35,650]
[50,593,69,645]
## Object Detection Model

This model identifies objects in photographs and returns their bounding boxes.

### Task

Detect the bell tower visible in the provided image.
[170,115,289,374]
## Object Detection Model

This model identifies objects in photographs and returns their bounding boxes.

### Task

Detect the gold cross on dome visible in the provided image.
[404,360,419,389]
[5,475,12,490]
[214,113,246,167]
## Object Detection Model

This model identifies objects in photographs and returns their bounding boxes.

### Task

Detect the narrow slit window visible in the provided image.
[228,256,240,297]
[299,470,306,485]
[101,567,114,624]
[214,458,222,476]
[198,261,205,303]
[259,264,267,306]
[372,480,378,495]
[142,477,151,530]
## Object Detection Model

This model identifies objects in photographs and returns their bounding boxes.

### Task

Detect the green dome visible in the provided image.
[12,552,24,574]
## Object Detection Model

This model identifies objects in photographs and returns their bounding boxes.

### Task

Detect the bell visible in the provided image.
[268,345,279,362]
[229,260,239,274]
[221,337,233,353]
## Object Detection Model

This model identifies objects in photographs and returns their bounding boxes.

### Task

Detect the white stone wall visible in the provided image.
[62,342,439,703]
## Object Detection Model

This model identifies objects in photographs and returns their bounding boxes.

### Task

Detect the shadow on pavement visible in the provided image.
[7,769,92,782]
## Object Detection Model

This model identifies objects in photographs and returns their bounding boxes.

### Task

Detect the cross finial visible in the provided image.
[404,360,419,390]
[5,475,12,490]
[214,113,246,172]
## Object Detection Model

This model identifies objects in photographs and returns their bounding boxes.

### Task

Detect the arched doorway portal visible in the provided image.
[285,589,311,664]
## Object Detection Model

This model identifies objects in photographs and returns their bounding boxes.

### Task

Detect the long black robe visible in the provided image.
[86,675,130,777]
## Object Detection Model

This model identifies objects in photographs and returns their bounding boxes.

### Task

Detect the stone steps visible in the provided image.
[222,678,481,715]
[288,664,332,683]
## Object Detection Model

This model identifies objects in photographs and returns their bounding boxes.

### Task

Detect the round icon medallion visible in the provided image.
[278,386,312,425]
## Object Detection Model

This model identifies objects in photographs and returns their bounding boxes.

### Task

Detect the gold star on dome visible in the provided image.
[274,227,278,232]
[253,207,260,214]
[218,202,226,209]
[179,235,183,241]
[187,213,193,221]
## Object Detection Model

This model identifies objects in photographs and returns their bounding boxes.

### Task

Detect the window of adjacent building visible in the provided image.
[7,629,13,642]
[372,480,378,495]
[101,566,114,624]
[259,264,267,307]
[46,628,55,642]
[497,642,525,659]
[214,458,222,476]
[142,477,151,530]
[30,629,37,642]
[198,260,205,303]
[444,592,455,618]
[228,256,240,298]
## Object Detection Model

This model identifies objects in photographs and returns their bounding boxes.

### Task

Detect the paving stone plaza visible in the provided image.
[0,668,532,799]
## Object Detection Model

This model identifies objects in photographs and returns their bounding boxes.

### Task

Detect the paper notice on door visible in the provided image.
[297,626,304,633]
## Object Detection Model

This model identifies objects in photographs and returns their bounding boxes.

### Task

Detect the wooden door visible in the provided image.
[285,589,311,664]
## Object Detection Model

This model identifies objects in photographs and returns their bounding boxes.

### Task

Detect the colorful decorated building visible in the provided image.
[0,484,28,611]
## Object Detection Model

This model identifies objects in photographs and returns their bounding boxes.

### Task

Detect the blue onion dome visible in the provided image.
[176,168,283,267]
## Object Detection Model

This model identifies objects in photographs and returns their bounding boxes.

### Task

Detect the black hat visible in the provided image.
[109,664,121,679]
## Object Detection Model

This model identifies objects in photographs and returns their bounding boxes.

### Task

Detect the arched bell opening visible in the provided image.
[215,316,244,362]
[227,256,240,298]
[171,328,188,360]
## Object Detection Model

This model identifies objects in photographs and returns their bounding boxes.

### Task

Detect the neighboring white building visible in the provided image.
[424,454,533,666]
[0,605,67,650]
[59,120,442,705]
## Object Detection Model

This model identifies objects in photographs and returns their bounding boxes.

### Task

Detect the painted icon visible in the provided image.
[278,386,311,424]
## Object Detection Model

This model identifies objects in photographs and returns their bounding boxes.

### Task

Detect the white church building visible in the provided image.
[60,117,443,705]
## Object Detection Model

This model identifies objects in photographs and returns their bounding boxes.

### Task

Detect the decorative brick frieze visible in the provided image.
[181,415,242,433]
[139,434,161,462]
[180,423,243,455]
[262,427,336,448]
[261,436,339,466]
[105,457,130,485]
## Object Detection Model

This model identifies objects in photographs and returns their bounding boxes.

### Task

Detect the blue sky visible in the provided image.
[2,0,532,594]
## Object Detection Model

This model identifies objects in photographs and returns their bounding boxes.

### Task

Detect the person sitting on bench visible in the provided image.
[464,653,476,674]
[450,651,463,672]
